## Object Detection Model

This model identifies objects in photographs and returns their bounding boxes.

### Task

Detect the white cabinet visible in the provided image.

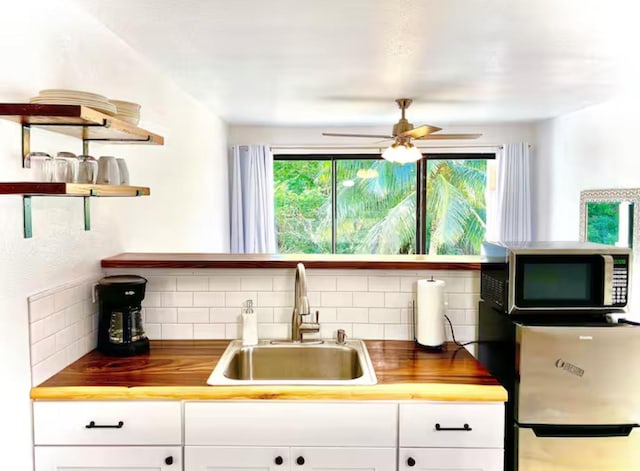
[399,403,504,471]
[33,401,182,471]
[34,446,181,471]
[184,402,398,471]
[186,446,395,471]
[398,448,502,471]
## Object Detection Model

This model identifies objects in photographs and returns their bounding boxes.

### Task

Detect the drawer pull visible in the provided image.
[296,456,305,465]
[407,457,416,467]
[165,456,174,465]
[85,420,124,429]
[435,423,472,431]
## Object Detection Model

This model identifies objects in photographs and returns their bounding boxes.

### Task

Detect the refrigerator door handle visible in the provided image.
[528,424,638,438]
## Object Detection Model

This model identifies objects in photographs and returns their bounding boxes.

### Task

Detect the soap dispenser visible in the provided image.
[242,299,258,346]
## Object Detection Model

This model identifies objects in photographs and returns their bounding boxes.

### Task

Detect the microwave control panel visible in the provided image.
[612,255,630,305]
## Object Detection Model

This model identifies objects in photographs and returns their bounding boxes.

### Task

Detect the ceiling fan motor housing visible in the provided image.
[393,118,414,136]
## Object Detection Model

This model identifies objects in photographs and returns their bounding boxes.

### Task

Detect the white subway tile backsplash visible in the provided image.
[336,307,368,323]
[384,292,413,309]
[353,292,385,308]
[146,276,177,291]
[336,276,368,292]
[209,276,242,291]
[321,291,353,307]
[210,307,242,323]
[272,276,291,291]
[368,276,401,292]
[177,276,209,291]
[225,323,240,339]
[162,323,193,340]
[54,287,77,312]
[369,308,402,324]
[227,291,257,308]
[258,323,289,340]
[447,293,479,310]
[400,277,417,293]
[353,323,384,339]
[177,307,210,324]
[145,323,161,340]
[241,276,273,291]
[29,295,55,322]
[194,323,226,339]
[161,291,193,307]
[32,336,56,365]
[445,325,477,342]
[384,324,412,340]
[316,307,337,323]
[255,307,274,323]
[465,275,481,293]
[143,292,162,307]
[442,277,466,293]
[145,307,178,324]
[55,325,76,351]
[193,291,225,307]
[307,276,337,291]
[257,291,291,308]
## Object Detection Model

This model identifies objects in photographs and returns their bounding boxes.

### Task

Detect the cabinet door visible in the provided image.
[292,447,396,471]
[35,446,181,471]
[399,448,503,471]
[185,446,290,471]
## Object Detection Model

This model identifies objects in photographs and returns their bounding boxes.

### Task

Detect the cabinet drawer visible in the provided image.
[35,446,181,470]
[399,448,504,471]
[185,401,397,447]
[33,401,182,445]
[399,403,504,448]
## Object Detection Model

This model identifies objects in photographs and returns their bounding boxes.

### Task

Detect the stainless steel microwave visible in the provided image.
[480,241,631,314]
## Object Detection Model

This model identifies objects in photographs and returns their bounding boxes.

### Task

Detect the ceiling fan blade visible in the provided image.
[417,133,483,140]
[322,132,395,139]
[400,124,442,139]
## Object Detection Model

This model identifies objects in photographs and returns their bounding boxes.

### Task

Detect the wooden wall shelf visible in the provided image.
[0,103,164,145]
[0,182,150,197]
[0,102,162,237]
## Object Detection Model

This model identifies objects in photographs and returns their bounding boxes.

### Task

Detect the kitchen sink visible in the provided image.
[207,339,377,385]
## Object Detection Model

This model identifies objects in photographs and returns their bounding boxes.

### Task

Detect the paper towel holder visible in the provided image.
[414,277,446,352]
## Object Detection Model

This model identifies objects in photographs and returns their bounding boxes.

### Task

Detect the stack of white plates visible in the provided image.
[29,89,117,116]
[109,99,141,125]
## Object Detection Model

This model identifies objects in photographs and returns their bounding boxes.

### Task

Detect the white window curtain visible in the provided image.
[485,142,532,242]
[229,144,277,253]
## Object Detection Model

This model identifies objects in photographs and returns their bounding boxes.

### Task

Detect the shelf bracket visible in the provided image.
[23,196,32,238]
[82,140,90,156]
[83,196,91,231]
[22,124,30,167]
[85,135,153,144]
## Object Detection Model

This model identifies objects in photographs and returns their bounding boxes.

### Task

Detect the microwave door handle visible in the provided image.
[602,255,614,306]
[531,424,637,438]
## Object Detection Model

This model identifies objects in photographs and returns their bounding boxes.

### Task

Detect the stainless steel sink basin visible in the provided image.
[207,339,377,385]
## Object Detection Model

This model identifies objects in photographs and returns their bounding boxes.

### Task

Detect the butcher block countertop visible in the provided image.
[31,340,506,402]
[101,253,481,270]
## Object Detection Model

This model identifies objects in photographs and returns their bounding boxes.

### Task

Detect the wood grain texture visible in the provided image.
[0,182,150,197]
[101,253,482,270]
[0,103,164,144]
[31,340,506,402]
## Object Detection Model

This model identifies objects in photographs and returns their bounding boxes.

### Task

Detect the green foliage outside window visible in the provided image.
[586,202,619,246]
[274,156,487,255]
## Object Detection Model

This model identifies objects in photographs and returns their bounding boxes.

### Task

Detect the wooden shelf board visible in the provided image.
[0,103,164,145]
[0,182,150,197]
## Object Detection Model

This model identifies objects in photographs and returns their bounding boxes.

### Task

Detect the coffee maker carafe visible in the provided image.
[95,275,149,356]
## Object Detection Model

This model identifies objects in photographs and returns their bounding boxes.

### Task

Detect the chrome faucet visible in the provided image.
[291,263,321,342]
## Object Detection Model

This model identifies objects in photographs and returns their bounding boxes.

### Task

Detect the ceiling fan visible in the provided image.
[322,98,482,164]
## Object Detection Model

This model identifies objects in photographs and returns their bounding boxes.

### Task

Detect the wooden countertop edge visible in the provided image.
[101,253,481,270]
[30,384,507,402]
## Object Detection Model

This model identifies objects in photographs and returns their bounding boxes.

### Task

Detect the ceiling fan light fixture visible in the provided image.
[382,139,422,165]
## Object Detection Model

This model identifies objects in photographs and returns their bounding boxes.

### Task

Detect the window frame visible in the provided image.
[274,152,495,255]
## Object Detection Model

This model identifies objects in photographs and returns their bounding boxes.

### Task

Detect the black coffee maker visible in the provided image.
[96,275,149,356]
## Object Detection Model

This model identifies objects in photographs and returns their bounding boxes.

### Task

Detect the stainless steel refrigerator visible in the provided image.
[478,301,640,470]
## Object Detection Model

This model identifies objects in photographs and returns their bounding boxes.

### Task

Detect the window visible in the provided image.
[273,153,494,255]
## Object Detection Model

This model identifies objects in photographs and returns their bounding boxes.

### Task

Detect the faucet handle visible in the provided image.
[314,310,320,323]
[336,329,346,344]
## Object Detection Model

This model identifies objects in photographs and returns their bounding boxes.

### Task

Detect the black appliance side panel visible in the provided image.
[478,300,517,471]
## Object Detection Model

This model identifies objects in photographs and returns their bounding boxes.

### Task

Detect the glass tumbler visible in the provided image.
[77,155,98,184]
[25,152,53,182]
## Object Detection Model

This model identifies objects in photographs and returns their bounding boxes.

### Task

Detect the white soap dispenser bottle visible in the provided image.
[242,299,258,346]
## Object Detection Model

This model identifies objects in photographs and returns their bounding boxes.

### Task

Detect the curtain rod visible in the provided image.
[270,144,505,151]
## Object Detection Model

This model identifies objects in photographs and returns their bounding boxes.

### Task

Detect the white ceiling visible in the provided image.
[75,0,638,127]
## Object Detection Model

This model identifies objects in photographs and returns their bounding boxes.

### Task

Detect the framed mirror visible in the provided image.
[579,188,640,256]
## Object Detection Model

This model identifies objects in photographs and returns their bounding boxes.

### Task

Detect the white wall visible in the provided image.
[228,123,535,150]
[0,1,228,468]
[533,88,640,312]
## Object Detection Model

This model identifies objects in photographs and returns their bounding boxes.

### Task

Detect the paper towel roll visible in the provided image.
[415,278,446,349]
